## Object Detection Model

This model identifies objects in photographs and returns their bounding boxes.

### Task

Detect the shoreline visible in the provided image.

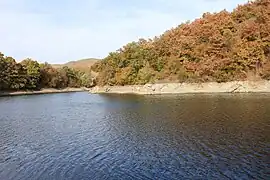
[89,81,270,95]
[0,88,88,97]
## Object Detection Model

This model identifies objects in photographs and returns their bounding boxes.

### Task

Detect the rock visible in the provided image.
[89,81,270,95]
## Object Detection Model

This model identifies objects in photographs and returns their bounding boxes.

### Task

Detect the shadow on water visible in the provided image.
[0,92,269,179]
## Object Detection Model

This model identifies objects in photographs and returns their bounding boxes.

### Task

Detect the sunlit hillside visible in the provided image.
[92,0,270,86]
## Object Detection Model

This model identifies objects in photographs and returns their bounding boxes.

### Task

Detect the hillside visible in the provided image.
[0,55,95,91]
[53,58,99,72]
[91,0,270,86]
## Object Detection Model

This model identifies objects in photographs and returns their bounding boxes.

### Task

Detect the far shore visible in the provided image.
[89,80,270,95]
[0,88,89,97]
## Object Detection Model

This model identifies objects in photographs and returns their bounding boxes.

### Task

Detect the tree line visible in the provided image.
[0,52,94,91]
[91,0,270,86]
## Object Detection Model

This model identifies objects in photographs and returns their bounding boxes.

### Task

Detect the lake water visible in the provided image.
[0,92,269,180]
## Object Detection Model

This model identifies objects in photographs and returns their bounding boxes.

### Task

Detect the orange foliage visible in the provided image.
[92,0,270,86]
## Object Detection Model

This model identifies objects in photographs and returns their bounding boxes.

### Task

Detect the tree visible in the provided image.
[91,0,270,86]
[0,53,94,91]
[21,58,41,89]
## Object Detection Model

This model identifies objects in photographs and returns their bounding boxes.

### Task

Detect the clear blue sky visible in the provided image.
[0,0,248,64]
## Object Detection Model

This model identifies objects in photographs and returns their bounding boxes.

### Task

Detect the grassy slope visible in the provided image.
[53,58,100,72]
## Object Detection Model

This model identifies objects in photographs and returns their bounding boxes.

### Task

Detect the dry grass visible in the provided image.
[52,58,100,72]
[246,71,262,81]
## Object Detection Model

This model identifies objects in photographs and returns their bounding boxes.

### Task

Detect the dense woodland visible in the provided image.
[0,53,94,91]
[92,0,270,86]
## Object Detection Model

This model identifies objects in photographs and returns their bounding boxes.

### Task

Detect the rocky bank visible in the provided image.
[0,88,88,97]
[89,81,270,95]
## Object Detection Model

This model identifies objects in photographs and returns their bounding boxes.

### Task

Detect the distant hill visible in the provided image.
[53,58,100,72]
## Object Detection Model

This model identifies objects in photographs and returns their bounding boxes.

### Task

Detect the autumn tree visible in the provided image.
[21,58,41,89]
[0,53,94,91]
[92,0,270,86]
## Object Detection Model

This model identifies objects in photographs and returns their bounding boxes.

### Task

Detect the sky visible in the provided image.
[0,0,248,64]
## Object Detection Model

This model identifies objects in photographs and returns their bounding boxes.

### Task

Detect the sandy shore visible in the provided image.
[89,81,270,95]
[0,88,88,97]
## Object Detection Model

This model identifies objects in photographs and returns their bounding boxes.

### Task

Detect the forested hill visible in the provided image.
[91,0,270,86]
[0,54,94,91]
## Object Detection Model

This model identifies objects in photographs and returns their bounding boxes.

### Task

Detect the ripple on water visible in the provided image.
[0,92,269,180]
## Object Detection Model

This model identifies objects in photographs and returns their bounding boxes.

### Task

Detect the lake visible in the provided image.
[0,92,269,180]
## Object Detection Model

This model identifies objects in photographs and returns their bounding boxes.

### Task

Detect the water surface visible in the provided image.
[0,92,269,179]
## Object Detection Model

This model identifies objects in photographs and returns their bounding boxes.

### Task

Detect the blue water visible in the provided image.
[0,92,269,179]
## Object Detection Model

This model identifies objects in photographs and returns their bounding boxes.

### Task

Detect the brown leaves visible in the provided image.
[93,0,270,86]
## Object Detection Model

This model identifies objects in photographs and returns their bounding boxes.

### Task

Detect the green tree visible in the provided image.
[21,58,41,89]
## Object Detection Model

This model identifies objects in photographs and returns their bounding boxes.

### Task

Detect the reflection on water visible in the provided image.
[0,92,269,179]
